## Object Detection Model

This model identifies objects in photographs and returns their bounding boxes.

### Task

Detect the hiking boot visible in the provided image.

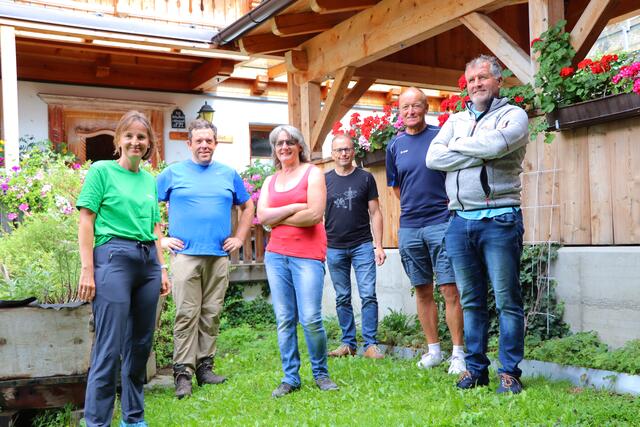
[496,373,523,394]
[328,344,356,357]
[416,352,443,369]
[315,377,339,391]
[363,344,385,359]
[447,354,467,375]
[271,382,300,398]
[173,365,192,399]
[196,357,226,386]
[456,370,489,390]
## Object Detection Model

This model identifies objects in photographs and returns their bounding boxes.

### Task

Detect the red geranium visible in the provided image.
[577,59,592,69]
[458,74,467,90]
[590,62,604,74]
[530,37,541,47]
[437,113,450,127]
[559,66,574,78]
[514,96,524,103]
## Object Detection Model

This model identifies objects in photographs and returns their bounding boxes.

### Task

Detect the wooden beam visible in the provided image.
[268,62,287,79]
[570,0,618,63]
[336,77,376,120]
[459,12,533,85]
[272,12,353,37]
[239,33,311,55]
[310,66,355,152]
[296,0,500,84]
[285,49,309,72]
[528,0,564,72]
[251,74,269,96]
[1,26,19,171]
[310,0,379,14]
[287,72,302,129]
[190,59,235,90]
[95,54,111,78]
[300,81,321,153]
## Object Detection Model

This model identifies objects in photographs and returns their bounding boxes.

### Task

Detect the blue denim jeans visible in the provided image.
[326,241,378,349]
[265,251,329,387]
[445,210,525,378]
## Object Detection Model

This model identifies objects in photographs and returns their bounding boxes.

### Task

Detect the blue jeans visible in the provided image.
[445,210,525,377]
[265,251,329,387]
[326,241,378,349]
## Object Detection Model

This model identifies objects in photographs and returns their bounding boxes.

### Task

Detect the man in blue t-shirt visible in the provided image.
[386,87,466,375]
[325,134,386,360]
[157,119,253,399]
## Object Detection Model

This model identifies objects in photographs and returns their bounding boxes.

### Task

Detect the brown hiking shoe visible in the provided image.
[328,344,356,357]
[173,366,192,399]
[363,345,385,359]
[196,357,226,386]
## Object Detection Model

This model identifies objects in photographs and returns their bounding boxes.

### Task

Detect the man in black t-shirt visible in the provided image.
[325,134,387,359]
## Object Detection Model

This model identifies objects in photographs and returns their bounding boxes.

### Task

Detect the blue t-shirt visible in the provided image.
[157,160,250,256]
[386,126,450,228]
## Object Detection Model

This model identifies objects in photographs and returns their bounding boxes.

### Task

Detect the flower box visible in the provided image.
[546,92,640,130]
[355,149,386,168]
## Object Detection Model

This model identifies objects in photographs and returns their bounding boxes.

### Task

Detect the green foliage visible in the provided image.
[221,281,275,329]
[0,212,80,303]
[528,332,640,374]
[154,295,176,368]
[378,308,424,348]
[500,70,536,112]
[30,404,75,427]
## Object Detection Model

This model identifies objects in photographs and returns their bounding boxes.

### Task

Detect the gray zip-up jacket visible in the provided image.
[426,97,529,211]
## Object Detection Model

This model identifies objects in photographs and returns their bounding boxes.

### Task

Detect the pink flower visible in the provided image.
[7,212,17,221]
[1,183,7,192]
[11,166,20,173]
[393,116,404,129]
[251,174,261,181]
[72,163,82,170]
[18,203,29,212]
[634,79,640,94]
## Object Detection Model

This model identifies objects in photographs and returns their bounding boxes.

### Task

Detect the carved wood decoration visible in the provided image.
[39,94,173,167]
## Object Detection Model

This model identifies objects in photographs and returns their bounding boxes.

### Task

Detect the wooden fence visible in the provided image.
[229,209,268,282]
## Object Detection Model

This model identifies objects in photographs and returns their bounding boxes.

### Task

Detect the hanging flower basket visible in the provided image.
[546,92,640,130]
[355,149,386,168]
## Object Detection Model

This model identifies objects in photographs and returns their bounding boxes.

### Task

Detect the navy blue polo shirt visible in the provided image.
[385,125,450,228]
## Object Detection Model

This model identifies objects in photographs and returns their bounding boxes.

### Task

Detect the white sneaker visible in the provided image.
[447,354,467,375]
[416,352,443,369]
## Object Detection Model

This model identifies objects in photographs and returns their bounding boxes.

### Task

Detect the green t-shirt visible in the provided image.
[76,160,161,247]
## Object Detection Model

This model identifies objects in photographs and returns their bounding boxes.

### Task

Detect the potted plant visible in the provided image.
[530,20,640,140]
[331,103,404,167]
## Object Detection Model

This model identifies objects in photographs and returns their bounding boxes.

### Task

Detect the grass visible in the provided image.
[128,325,640,427]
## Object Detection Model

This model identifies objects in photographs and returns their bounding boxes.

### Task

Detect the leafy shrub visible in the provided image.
[0,212,79,303]
[528,332,640,374]
[221,281,274,329]
[153,295,176,368]
[378,309,424,348]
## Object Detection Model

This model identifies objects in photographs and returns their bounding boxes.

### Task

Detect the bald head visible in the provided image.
[399,87,428,134]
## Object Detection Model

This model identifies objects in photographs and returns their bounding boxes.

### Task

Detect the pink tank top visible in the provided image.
[266,165,327,261]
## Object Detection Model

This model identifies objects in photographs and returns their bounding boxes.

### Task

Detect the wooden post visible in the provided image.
[48,104,65,150]
[1,26,19,172]
[300,81,321,156]
[287,72,301,130]
[528,0,564,74]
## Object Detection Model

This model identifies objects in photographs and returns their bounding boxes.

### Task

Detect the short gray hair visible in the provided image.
[465,55,503,80]
[269,125,310,169]
[188,119,217,141]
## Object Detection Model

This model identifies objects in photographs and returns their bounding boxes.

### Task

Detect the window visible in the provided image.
[249,124,276,160]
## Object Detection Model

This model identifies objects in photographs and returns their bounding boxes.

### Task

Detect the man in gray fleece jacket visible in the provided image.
[426,54,529,394]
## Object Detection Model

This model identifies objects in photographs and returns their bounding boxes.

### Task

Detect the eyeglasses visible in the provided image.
[332,147,354,154]
[275,139,298,148]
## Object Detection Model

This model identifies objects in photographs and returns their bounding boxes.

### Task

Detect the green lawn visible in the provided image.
[135,326,639,426]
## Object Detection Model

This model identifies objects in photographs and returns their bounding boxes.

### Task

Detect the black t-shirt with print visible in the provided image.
[324,167,379,249]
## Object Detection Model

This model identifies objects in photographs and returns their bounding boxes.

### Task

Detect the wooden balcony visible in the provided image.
[229,210,268,283]
[15,0,260,30]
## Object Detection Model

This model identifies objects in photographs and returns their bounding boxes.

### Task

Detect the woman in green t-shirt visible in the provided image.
[76,111,171,427]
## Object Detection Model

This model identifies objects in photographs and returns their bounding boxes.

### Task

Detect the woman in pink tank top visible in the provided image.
[257,125,338,397]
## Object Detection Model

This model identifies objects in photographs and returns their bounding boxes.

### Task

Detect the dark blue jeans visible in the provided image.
[85,238,161,427]
[326,241,378,348]
[445,210,525,377]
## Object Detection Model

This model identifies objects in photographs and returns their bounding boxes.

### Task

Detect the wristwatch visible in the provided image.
[160,264,169,270]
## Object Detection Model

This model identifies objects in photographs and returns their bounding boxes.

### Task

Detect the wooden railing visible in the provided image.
[229,209,268,282]
[15,0,258,29]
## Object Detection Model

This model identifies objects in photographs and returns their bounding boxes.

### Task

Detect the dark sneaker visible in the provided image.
[196,357,226,386]
[173,371,192,399]
[271,382,300,398]
[328,344,356,357]
[315,377,339,391]
[496,373,523,394]
[456,370,489,390]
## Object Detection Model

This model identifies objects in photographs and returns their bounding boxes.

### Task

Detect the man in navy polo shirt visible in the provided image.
[386,87,465,374]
